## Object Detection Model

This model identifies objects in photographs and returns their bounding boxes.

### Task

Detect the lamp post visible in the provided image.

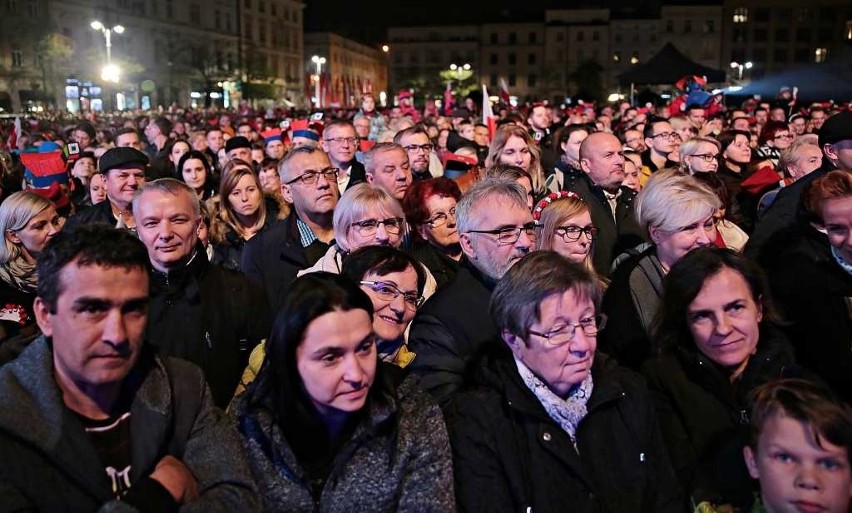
[730,61,753,81]
[449,63,472,83]
[311,55,326,109]
[91,21,124,111]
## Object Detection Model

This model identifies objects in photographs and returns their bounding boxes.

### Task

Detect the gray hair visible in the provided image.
[363,142,406,174]
[278,145,325,182]
[0,191,54,264]
[333,183,406,252]
[456,177,528,234]
[491,251,602,341]
[635,169,720,233]
[131,178,200,219]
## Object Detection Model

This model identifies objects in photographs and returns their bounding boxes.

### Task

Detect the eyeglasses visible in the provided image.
[466,222,537,245]
[284,167,339,185]
[325,136,358,145]
[554,225,598,242]
[528,314,608,347]
[351,217,404,236]
[360,280,424,309]
[426,207,456,228]
[689,153,719,163]
[403,143,434,154]
[650,131,678,140]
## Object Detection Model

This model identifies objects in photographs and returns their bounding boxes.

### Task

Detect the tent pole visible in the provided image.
[631,83,635,106]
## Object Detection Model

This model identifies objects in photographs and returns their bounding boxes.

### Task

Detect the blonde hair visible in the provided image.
[678,136,721,174]
[210,159,267,243]
[0,191,54,264]
[333,183,406,252]
[535,196,597,276]
[635,169,721,233]
[486,125,545,195]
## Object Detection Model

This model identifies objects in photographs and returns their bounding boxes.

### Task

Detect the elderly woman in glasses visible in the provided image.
[299,182,437,299]
[448,251,684,513]
[601,169,721,370]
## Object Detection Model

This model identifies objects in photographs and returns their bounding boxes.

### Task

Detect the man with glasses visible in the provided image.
[395,126,437,181]
[242,146,339,309]
[409,178,535,408]
[364,143,413,201]
[571,132,646,276]
[641,118,679,172]
[321,120,366,194]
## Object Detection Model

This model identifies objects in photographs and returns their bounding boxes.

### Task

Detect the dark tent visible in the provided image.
[618,43,727,85]
[725,60,852,103]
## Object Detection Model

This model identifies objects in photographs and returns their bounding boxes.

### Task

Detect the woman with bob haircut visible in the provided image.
[230,272,455,512]
[449,251,685,513]
[679,136,722,175]
[0,191,61,342]
[533,191,599,279]
[485,124,551,201]
[342,246,427,369]
[401,177,463,289]
[642,247,799,511]
[208,158,284,272]
[761,169,852,402]
[601,169,721,370]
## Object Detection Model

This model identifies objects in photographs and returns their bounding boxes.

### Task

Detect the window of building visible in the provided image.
[592,31,599,41]
[292,10,297,23]
[555,31,564,42]
[284,7,289,21]
[165,0,172,17]
[666,20,674,33]
[508,73,516,86]
[795,8,812,23]
[11,47,22,67]
[529,31,536,43]
[795,48,810,62]
[190,3,200,23]
[508,52,516,65]
[508,32,517,44]
[684,20,692,33]
[775,29,788,42]
[819,7,836,22]
[815,47,827,63]
[25,0,36,17]
[733,27,747,43]
[243,0,250,8]
[490,74,497,86]
[752,48,766,62]
[259,21,266,43]
[244,16,252,39]
[755,8,769,22]
[6,0,18,14]
[491,32,498,44]
[259,0,265,13]
[754,29,767,42]
[704,20,714,33]
[614,33,622,43]
[731,48,745,63]
[577,31,584,41]
[774,48,788,63]
[528,73,537,87]
[215,10,221,29]
[528,53,536,65]
[225,13,232,32]
[733,7,748,23]
[490,53,498,65]
[271,3,276,16]
[818,28,832,43]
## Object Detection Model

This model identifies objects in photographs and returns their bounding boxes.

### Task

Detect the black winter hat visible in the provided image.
[225,136,252,153]
[98,147,149,174]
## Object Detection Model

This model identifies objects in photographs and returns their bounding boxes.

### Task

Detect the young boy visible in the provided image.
[743,379,852,513]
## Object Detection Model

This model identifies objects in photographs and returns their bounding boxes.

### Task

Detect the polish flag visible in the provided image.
[482,84,496,138]
[443,82,454,115]
[499,78,511,105]
[6,116,21,150]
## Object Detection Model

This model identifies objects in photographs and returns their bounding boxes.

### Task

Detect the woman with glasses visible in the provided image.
[402,178,463,289]
[755,120,795,169]
[601,170,721,370]
[642,247,798,511]
[230,272,455,512]
[679,136,722,175]
[299,183,437,299]
[0,191,61,344]
[342,246,427,369]
[449,251,684,513]
[533,191,599,278]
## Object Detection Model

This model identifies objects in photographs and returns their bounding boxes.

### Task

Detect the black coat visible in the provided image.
[762,226,852,402]
[408,240,460,291]
[566,173,646,276]
[408,260,504,408]
[64,199,116,229]
[147,250,270,408]
[641,328,800,508]
[449,352,686,513]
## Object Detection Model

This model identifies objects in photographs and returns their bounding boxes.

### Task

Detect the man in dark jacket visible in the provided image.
[0,224,259,511]
[65,146,148,231]
[133,179,270,407]
[569,132,646,275]
[409,178,534,407]
[242,146,338,310]
[321,119,366,193]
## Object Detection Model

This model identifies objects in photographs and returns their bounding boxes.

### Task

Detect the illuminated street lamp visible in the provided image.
[311,55,326,108]
[91,20,124,83]
[730,61,753,81]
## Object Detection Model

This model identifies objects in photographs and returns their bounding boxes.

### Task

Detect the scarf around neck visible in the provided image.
[0,257,37,293]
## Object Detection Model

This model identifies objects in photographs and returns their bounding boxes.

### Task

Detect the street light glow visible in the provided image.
[113,25,125,34]
[90,20,104,30]
[381,45,389,53]
[101,63,121,83]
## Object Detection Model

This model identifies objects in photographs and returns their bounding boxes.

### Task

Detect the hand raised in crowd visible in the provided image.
[150,455,200,504]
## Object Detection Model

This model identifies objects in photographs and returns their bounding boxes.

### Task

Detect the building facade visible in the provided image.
[304,32,388,109]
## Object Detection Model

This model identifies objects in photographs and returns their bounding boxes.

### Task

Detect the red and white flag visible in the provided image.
[6,116,22,150]
[499,78,511,106]
[482,84,496,139]
[443,82,454,116]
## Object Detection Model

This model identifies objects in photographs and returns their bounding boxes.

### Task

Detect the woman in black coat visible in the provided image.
[449,251,685,513]
[642,247,801,511]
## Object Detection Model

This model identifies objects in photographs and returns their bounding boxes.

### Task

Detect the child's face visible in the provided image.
[744,414,852,513]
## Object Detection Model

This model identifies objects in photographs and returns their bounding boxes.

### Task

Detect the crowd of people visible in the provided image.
[0,90,850,513]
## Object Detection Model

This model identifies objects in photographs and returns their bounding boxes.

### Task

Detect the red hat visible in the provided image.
[398,90,412,100]
[28,181,70,210]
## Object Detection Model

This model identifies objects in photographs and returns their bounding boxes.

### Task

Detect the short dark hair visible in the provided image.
[643,118,671,140]
[393,125,430,145]
[151,116,172,137]
[114,127,140,139]
[341,246,427,295]
[37,224,150,313]
[74,122,96,141]
[748,378,852,462]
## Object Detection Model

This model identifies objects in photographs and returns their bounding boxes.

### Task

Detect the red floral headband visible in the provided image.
[532,191,583,221]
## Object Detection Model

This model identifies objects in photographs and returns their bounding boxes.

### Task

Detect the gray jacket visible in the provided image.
[0,337,261,512]
[230,373,456,512]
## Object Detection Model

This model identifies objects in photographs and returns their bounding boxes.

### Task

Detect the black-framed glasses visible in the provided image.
[360,280,424,309]
[689,153,719,163]
[466,222,537,245]
[528,314,608,347]
[554,225,598,242]
[284,167,339,185]
[351,217,404,236]
[325,136,358,145]
[403,143,434,153]
[427,207,456,228]
[650,131,678,140]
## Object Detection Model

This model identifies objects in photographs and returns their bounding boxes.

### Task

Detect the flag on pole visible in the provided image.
[482,84,496,139]
[6,116,22,150]
[499,78,511,106]
[443,82,454,116]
